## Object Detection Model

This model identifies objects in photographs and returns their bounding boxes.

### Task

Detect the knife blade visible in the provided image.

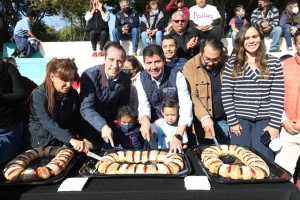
[83,148,102,161]
[209,129,220,146]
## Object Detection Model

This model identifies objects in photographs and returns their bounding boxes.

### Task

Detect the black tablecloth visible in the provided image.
[1,148,299,200]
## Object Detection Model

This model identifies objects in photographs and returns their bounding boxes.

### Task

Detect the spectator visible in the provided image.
[85,0,109,57]
[168,11,200,59]
[188,0,223,40]
[251,0,282,52]
[221,23,284,160]
[12,10,40,58]
[136,44,192,153]
[183,37,229,146]
[279,54,293,63]
[150,97,189,150]
[25,59,85,152]
[280,0,300,51]
[103,105,147,150]
[122,55,144,109]
[112,0,140,56]
[162,35,187,71]
[0,58,28,164]
[230,5,248,47]
[79,42,131,150]
[140,0,165,48]
[275,30,300,181]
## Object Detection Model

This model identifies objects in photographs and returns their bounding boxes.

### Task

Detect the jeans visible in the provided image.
[265,26,282,50]
[282,28,292,48]
[141,30,163,47]
[0,122,23,164]
[231,31,238,47]
[112,28,139,52]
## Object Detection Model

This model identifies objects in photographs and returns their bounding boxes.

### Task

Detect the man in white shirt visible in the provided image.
[136,44,193,153]
[188,0,223,40]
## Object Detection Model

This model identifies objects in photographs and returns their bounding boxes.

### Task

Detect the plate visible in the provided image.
[0,150,82,185]
[191,145,292,183]
[79,149,191,177]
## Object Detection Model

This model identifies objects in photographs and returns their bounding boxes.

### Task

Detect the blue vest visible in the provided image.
[234,16,244,30]
[140,66,178,122]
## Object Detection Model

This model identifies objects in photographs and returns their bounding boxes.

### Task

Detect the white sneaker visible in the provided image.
[288,47,293,51]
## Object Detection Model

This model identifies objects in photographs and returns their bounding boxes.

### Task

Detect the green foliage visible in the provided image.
[58,24,89,41]
[33,23,59,41]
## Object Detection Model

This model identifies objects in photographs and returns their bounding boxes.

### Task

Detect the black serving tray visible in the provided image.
[79,149,191,178]
[191,145,292,184]
[0,150,82,185]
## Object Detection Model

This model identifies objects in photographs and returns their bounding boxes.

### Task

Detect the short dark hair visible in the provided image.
[104,42,126,61]
[26,10,37,17]
[161,97,179,111]
[125,55,144,72]
[162,35,177,47]
[294,30,300,42]
[143,44,165,62]
[234,5,244,13]
[200,37,224,56]
[279,54,293,62]
[116,105,138,121]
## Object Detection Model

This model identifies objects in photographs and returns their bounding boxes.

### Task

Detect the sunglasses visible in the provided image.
[172,20,185,23]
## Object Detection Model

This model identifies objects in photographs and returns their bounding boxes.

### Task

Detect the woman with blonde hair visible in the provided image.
[221,23,284,160]
[85,0,110,57]
[26,59,84,152]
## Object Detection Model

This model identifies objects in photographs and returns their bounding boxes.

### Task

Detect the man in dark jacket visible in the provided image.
[79,42,131,149]
[168,11,200,59]
[112,0,140,56]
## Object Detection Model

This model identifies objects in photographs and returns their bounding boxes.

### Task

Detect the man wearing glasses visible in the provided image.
[183,37,229,146]
[168,11,200,59]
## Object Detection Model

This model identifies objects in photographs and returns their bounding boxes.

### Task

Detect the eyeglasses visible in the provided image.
[172,20,185,23]
[202,56,220,64]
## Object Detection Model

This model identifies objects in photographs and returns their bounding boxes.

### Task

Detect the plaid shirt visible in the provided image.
[251,6,280,29]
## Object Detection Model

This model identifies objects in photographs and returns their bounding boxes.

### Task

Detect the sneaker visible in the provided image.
[269,49,282,53]
[288,47,293,51]
[132,51,137,56]
[97,51,103,56]
[92,52,97,57]
[11,49,21,58]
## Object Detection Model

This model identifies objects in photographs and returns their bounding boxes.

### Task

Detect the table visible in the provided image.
[1,148,299,200]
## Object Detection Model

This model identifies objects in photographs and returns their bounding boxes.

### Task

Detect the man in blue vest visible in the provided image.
[135,44,192,153]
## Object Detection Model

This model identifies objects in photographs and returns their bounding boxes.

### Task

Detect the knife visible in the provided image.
[83,148,102,161]
[209,129,220,146]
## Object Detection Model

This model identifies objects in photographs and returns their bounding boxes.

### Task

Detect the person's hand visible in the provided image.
[146,29,152,35]
[37,40,41,44]
[291,26,298,35]
[197,25,205,31]
[140,117,152,141]
[230,124,243,137]
[101,125,114,147]
[205,24,212,30]
[149,29,156,36]
[93,3,97,11]
[263,26,271,33]
[169,137,183,153]
[98,2,103,11]
[70,138,85,152]
[186,37,198,50]
[282,119,298,135]
[292,119,300,132]
[201,117,215,136]
[261,22,268,28]
[263,126,279,140]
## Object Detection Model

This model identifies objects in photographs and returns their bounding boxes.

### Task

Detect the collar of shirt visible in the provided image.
[150,69,165,87]
[105,72,119,82]
[176,31,186,37]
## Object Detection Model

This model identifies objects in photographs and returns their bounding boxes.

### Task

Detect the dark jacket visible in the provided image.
[165,56,188,71]
[115,10,140,32]
[140,66,178,122]
[168,29,200,59]
[140,11,165,32]
[87,11,109,32]
[79,65,131,141]
[28,85,79,147]
[0,60,28,127]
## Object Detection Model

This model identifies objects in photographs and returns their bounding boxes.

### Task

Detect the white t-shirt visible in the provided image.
[151,118,188,149]
[189,4,221,26]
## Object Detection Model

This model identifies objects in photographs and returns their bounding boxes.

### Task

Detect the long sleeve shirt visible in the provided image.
[251,6,280,29]
[279,13,300,29]
[221,56,284,129]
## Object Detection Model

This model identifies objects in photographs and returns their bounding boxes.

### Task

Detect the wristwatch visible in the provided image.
[174,134,183,141]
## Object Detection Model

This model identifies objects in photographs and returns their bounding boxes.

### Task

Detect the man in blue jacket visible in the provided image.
[79,42,131,150]
[112,0,140,56]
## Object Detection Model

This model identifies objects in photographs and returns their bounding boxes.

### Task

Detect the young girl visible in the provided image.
[103,105,147,150]
[150,97,188,149]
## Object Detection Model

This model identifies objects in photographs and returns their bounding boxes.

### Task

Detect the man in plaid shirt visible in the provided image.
[251,0,282,52]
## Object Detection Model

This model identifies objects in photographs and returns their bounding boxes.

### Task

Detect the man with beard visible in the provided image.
[112,0,140,56]
[162,35,187,71]
[183,37,229,145]
[251,0,282,52]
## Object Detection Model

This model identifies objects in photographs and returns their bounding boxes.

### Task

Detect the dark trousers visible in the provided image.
[230,117,274,161]
[90,29,108,51]
[189,25,223,40]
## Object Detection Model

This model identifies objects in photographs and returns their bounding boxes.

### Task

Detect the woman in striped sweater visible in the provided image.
[221,23,284,160]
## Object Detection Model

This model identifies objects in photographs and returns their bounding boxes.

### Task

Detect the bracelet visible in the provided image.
[174,134,183,141]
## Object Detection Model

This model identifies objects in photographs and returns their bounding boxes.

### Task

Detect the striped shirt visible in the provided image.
[221,56,284,129]
[251,6,280,29]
